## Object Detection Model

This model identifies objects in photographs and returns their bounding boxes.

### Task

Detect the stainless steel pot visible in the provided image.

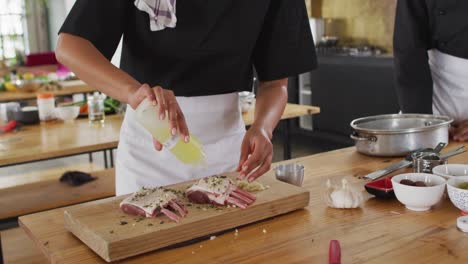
[350,114,453,157]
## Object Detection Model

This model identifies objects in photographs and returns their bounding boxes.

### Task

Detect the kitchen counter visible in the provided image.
[11,143,468,263]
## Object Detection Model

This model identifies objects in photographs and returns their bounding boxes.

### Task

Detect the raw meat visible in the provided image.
[186,176,256,209]
[120,187,187,223]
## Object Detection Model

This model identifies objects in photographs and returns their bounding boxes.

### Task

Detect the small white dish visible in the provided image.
[55,106,80,122]
[447,176,468,215]
[433,164,468,180]
[392,173,446,211]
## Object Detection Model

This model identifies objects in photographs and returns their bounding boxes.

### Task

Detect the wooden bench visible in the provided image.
[0,169,115,220]
[1,228,47,264]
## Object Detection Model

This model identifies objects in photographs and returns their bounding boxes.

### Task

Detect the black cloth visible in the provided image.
[59,0,317,97]
[60,171,96,186]
[393,0,468,114]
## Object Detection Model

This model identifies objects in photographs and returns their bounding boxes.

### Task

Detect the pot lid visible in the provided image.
[350,114,453,135]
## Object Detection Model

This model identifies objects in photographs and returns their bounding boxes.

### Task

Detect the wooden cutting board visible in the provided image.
[62,174,309,262]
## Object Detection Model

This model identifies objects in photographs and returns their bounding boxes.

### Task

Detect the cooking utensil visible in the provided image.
[364,177,395,199]
[447,177,468,215]
[0,102,21,122]
[433,164,468,179]
[15,79,42,92]
[55,106,80,122]
[440,146,466,160]
[363,142,446,181]
[412,145,466,174]
[392,173,446,211]
[350,114,453,156]
[12,106,40,125]
[329,240,341,264]
[412,152,447,173]
[275,163,304,187]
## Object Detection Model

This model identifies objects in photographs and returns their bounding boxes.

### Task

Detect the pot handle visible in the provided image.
[350,132,377,142]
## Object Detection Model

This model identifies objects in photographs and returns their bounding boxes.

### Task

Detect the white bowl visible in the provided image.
[447,176,468,215]
[55,106,80,121]
[433,164,468,179]
[391,173,446,211]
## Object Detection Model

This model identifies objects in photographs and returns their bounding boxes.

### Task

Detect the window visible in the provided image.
[0,0,27,62]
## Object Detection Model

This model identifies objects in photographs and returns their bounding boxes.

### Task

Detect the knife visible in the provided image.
[363,142,446,181]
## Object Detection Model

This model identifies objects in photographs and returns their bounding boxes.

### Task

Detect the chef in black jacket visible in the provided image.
[394,0,468,141]
[56,0,317,195]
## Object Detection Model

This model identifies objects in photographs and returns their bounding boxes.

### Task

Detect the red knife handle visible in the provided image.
[329,240,341,264]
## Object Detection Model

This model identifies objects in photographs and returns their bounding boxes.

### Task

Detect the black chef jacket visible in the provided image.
[393,0,468,114]
[59,0,317,97]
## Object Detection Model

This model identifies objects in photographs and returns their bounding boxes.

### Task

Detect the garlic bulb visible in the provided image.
[325,178,364,209]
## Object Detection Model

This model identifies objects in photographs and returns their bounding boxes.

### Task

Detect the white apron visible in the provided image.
[115,93,245,195]
[429,49,468,123]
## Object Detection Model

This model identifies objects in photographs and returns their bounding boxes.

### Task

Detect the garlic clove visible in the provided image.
[325,178,365,209]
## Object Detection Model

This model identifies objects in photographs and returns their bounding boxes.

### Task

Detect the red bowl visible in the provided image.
[365,177,395,199]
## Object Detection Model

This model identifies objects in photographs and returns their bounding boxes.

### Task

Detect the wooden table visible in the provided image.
[0,169,115,220]
[11,143,468,263]
[1,228,47,264]
[0,80,96,103]
[0,115,122,168]
[0,104,319,168]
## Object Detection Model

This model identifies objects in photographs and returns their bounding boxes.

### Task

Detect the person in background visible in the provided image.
[393,0,468,141]
[56,0,317,195]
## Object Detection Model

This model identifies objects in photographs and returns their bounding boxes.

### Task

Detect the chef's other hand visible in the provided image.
[128,83,190,151]
[237,126,273,182]
[451,120,468,142]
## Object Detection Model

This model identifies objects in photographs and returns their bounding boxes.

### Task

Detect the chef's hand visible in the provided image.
[128,84,190,151]
[451,120,468,142]
[237,126,273,182]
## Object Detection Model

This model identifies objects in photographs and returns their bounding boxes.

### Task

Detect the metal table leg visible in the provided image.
[110,148,114,168]
[283,119,292,160]
[103,150,108,169]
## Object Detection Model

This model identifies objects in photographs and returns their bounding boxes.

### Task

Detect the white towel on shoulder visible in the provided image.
[134,0,177,31]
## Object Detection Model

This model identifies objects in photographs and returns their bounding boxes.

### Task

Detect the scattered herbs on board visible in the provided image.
[160,221,165,224]
[43,241,49,246]
[109,230,114,234]
[120,221,128,225]
[148,223,153,227]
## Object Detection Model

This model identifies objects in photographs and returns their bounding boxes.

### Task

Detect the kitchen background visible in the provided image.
[290,0,400,154]
[307,0,396,52]
[0,0,400,173]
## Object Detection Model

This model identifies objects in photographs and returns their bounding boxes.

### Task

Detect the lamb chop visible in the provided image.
[186,176,256,209]
[120,187,187,223]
